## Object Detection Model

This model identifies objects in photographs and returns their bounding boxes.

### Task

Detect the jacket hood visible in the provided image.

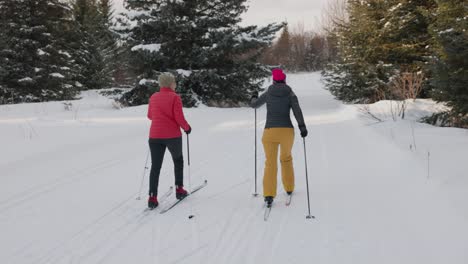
[269,83,292,97]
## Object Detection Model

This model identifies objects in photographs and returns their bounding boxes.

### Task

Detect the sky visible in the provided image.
[113,0,329,32]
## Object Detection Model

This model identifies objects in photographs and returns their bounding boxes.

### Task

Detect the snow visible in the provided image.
[50,73,65,78]
[176,69,192,77]
[18,77,33,83]
[235,30,271,43]
[1,73,467,264]
[439,28,454,34]
[358,99,449,123]
[390,3,403,12]
[59,50,72,58]
[139,78,157,85]
[126,10,151,19]
[37,49,46,56]
[131,44,161,53]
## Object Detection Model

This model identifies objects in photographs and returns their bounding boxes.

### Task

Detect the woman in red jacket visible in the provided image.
[147,73,192,209]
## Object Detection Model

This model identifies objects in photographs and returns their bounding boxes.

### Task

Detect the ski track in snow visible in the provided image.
[1,73,468,264]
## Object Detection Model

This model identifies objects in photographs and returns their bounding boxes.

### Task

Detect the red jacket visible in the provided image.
[147,87,190,139]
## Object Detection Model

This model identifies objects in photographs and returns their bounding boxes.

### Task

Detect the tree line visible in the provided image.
[0,0,282,107]
[2,0,465,127]
[260,23,332,72]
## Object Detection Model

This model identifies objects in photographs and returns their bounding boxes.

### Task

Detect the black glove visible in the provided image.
[185,125,192,135]
[299,125,308,138]
[251,91,259,100]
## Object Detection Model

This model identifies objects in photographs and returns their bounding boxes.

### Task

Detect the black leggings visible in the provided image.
[148,137,184,196]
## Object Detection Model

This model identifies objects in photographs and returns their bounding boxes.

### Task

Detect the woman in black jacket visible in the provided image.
[251,69,308,205]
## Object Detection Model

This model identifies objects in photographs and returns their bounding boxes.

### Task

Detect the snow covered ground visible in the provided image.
[1,73,467,264]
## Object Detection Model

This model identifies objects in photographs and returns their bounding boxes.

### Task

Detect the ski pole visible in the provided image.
[187,134,195,219]
[137,148,150,200]
[303,138,315,219]
[253,108,258,197]
[187,133,191,167]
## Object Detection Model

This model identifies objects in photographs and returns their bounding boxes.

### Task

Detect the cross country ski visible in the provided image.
[160,180,208,214]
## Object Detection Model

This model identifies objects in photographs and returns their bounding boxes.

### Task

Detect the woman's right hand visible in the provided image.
[251,91,259,100]
[299,125,308,138]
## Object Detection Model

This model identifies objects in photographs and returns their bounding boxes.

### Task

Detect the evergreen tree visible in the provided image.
[98,0,113,23]
[323,0,437,103]
[430,0,468,127]
[111,8,135,86]
[97,0,120,87]
[72,0,117,90]
[0,11,8,102]
[118,0,282,107]
[274,25,291,67]
[378,0,436,67]
[305,35,327,71]
[72,0,100,89]
[0,0,80,103]
[377,0,437,97]
[323,0,394,103]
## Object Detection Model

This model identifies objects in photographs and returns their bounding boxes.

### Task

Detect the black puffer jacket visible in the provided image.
[250,82,306,132]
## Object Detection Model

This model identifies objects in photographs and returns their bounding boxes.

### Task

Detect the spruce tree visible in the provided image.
[323,0,437,103]
[323,0,394,103]
[377,0,437,97]
[96,0,119,87]
[117,0,283,107]
[274,25,291,68]
[0,0,79,103]
[111,7,136,87]
[73,0,100,89]
[430,0,468,127]
[306,35,326,71]
[378,1,436,67]
[72,0,116,90]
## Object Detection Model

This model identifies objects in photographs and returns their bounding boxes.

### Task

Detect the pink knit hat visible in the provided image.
[272,68,286,81]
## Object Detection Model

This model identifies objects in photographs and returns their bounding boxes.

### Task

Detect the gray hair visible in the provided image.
[158,73,176,88]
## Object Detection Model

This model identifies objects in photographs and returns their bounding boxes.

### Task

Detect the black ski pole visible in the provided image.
[187,134,195,219]
[253,108,259,197]
[303,138,315,219]
[187,133,191,167]
[137,148,150,200]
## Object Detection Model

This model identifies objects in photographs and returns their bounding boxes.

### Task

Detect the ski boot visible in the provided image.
[148,196,159,209]
[176,185,188,200]
[264,196,274,207]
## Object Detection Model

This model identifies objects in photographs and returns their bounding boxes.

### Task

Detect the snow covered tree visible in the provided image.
[377,0,437,98]
[429,0,468,127]
[323,0,395,103]
[96,0,120,87]
[378,1,436,67]
[108,3,136,87]
[0,0,80,103]
[72,0,117,90]
[117,0,283,107]
[323,0,437,103]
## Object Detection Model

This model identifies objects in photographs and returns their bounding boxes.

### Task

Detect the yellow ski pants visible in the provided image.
[262,128,295,197]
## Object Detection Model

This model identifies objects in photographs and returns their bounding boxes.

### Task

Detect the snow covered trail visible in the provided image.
[1,73,467,264]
